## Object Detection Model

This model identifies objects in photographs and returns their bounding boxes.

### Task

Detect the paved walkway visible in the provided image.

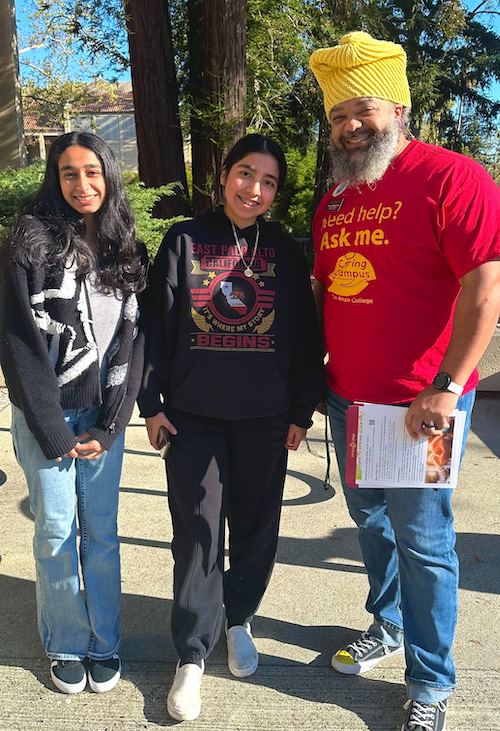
[0,392,498,730]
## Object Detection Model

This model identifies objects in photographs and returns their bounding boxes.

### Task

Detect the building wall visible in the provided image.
[0,0,26,168]
[72,113,138,171]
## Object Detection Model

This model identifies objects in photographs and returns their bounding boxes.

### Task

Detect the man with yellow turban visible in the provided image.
[309,31,500,731]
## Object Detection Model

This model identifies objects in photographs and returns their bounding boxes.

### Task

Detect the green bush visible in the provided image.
[282,146,317,238]
[269,146,316,269]
[272,145,316,238]
[0,163,186,257]
[124,174,187,257]
[0,162,45,237]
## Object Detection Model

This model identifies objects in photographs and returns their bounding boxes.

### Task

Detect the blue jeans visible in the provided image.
[327,389,475,703]
[11,405,125,661]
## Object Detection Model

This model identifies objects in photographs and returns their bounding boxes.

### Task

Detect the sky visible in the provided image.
[14,0,500,102]
[15,0,131,83]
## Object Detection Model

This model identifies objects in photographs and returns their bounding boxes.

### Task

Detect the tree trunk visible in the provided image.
[125,0,190,217]
[187,0,210,214]
[311,114,331,217]
[221,0,247,147]
[189,0,246,215]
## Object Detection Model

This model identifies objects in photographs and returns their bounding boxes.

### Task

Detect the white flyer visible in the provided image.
[346,403,467,489]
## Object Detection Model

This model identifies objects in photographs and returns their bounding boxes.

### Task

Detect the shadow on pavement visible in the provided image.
[0,574,404,730]
[283,468,336,505]
[278,527,500,594]
[471,395,500,458]
[456,532,500,594]
[15,492,500,594]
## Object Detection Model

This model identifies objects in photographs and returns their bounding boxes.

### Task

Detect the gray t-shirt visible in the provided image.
[86,275,124,366]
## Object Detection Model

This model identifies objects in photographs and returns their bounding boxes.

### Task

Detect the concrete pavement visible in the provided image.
[0,389,499,730]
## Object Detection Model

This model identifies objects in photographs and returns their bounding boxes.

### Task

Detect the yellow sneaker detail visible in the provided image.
[331,632,404,675]
[334,649,356,665]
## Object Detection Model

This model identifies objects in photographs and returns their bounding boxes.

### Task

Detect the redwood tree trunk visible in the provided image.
[189,0,247,214]
[187,0,209,214]
[126,0,190,217]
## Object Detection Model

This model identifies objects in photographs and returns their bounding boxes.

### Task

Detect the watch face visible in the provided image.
[434,372,451,390]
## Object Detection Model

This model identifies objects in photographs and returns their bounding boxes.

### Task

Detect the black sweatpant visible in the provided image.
[165,406,289,665]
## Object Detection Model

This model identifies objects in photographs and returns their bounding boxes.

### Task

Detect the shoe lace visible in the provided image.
[404,700,446,730]
[346,632,380,658]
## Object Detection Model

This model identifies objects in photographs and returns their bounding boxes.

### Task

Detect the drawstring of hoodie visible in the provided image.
[304,409,335,494]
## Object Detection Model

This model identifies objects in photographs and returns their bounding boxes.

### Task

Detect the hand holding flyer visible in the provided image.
[346,403,466,489]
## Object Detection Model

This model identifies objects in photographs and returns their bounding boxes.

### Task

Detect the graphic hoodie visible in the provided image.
[139,207,324,427]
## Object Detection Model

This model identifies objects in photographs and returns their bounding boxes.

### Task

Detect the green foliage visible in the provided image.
[124,176,187,257]
[274,146,317,238]
[0,164,183,257]
[247,0,311,134]
[0,162,45,238]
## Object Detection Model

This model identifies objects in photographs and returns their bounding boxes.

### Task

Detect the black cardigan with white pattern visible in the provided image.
[0,215,148,459]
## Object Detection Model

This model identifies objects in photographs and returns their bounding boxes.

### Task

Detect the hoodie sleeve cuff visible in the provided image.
[289,404,314,429]
[136,393,164,419]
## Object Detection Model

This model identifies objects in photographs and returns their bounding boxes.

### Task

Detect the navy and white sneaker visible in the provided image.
[88,655,121,693]
[332,631,404,674]
[401,699,447,731]
[50,659,87,694]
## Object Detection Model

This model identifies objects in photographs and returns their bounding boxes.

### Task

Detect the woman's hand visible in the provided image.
[54,446,80,463]
[54,435,106,462]
[73,433,107,460]
[285,424,307,451]
[145,412,178,451]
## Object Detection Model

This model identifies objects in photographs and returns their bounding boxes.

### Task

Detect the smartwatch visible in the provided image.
[432,372,464,396]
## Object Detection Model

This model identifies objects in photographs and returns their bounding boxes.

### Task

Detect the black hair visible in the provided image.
[221,133,287,191]
[15,131,146,294]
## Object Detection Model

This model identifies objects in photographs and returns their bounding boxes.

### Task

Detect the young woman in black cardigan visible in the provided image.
[0,132,147,694]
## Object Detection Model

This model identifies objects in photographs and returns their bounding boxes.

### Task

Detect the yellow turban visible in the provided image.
[309,31,411,117]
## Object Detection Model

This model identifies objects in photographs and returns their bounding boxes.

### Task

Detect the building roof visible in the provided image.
[80,87,134,114]
[24,110,63,134]
[23,83,135,134]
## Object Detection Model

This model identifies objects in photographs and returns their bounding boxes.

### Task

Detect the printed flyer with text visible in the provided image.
[346,403,466,489]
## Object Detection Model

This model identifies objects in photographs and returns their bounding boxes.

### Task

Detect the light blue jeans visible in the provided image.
[11,404,124,661]
[327,388,475,703]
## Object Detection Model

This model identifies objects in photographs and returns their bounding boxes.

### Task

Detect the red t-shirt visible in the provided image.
[312,139,500,403]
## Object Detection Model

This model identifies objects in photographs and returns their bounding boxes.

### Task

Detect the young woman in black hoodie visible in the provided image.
[0,132,147,695]
[139,134,324,721]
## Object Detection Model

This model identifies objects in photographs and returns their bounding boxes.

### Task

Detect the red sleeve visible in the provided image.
[438,159,500,279]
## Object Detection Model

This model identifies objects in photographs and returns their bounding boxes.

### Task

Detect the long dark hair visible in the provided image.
[16,132,146,294]
[221,134,288,191]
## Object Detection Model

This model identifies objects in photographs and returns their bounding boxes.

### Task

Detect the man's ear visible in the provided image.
[220,169,227,187]
[393,104,404,119]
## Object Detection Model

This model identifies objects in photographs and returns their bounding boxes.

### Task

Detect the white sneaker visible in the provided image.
[226,623,259,677]
[167,660,204,721]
